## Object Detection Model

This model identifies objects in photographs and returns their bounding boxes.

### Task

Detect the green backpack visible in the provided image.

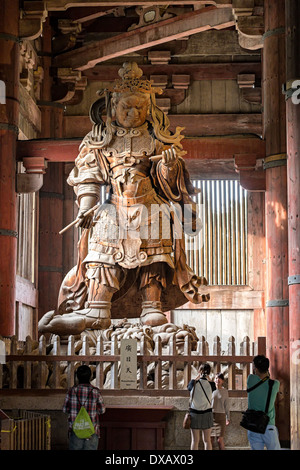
[72,389,95,439]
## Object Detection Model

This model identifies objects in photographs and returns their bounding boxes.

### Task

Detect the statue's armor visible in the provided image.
[84,123,174,270]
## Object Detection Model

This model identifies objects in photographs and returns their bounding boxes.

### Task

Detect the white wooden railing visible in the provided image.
[0,333,266,393]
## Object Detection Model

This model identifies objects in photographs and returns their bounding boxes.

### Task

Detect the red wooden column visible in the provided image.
[0,0,19,336]
[37,19,67,320]
[263,0,290,445]
[285,0,300,451]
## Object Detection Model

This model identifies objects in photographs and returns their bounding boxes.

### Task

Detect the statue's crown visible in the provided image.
[107,62,162,95]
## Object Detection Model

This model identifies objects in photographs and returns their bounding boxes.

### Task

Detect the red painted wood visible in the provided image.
[17,135,265,162]
[286,0,300,450]
[38,163,64,319]
[53,7,235,71]
[0,0,19,336]
[264,0,290,444]
[98,406,172,450]
[83,62,262,82]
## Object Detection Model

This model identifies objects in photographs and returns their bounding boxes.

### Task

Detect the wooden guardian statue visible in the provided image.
[38,62,210,337]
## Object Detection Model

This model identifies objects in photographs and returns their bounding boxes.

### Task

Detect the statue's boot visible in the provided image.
[84,300,112,329]
[140,301,168,326]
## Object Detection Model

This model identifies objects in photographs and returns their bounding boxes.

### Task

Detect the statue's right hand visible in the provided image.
[76,209,94,229]
[76,194,98,229]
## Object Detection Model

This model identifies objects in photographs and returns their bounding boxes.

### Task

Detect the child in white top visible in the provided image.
[211,373,230,450]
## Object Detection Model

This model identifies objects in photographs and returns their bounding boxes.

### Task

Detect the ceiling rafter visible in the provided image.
[53,6,235,70]
[45,1,232,11]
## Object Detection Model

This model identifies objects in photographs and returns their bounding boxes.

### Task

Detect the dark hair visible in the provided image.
[216,373,224,381]
[199,363,211,376]
[76,365,92,384]
[253,355,269,374]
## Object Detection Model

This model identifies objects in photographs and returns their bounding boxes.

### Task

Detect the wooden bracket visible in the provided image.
[148,51,171,65]
[19,1,48,40]
[52,68,87,104]
[128,6,173,31]
[16,157,47,193]
[234,153,266,191]
[232,1,264,50]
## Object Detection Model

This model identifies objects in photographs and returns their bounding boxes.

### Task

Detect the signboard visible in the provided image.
[0,340,5,364]
[120,338,137,389]
[0,80,6,104]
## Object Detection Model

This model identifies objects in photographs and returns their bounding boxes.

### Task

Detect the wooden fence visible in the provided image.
[0,410,51,450]
[0,334,266,393]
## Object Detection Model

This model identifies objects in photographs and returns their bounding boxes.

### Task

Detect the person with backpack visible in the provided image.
[246,355,281,450]
[63,365,106,450]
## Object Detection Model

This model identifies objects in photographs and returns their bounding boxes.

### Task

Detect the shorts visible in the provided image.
[69,431,99,450]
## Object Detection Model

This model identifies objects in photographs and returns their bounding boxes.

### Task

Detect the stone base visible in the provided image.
[1,393,250,450]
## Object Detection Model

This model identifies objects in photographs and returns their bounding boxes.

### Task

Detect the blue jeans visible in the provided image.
[69,432,99,450]
[248,425,281,450]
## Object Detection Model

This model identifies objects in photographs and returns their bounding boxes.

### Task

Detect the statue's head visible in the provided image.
[112,90,150,128]
[109,62,161,128]
[89,61,184,151]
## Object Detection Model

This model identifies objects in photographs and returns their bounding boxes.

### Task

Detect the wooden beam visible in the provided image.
[66,6,114,23]
[46,1,233,11]
[17,138,82,162]
[182,286,264,310]
[168,113,262,136]
[53,7,235,70]
[17,134,265,162]
[184,135,265,159]
[82,62,261,82]
[61,113,262,139]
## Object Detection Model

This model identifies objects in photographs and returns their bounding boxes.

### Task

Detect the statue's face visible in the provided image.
[114,93,149,128]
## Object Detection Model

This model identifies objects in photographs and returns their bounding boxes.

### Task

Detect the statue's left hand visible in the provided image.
[161,145,178,166]
[38,310,87,336]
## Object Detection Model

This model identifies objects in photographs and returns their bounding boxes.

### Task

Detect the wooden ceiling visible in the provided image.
[18,1,265,187]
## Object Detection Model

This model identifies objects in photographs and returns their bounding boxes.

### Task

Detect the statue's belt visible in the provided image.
[110,177,156,206]
[110,188,156,207]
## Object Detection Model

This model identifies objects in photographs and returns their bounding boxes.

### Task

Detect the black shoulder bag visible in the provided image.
[240,377,274,434]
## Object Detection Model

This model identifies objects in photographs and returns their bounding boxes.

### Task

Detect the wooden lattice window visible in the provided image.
[185,180,248,286]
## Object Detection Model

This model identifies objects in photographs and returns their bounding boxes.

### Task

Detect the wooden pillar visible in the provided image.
[285,0,300,451]
[263,0,290,445]
[0,0,19,336]
[247,192,266,339]
[37,19,68,320]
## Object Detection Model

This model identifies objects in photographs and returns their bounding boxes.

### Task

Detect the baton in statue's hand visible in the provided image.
[59,204,99,234]
[149,146,186,163]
